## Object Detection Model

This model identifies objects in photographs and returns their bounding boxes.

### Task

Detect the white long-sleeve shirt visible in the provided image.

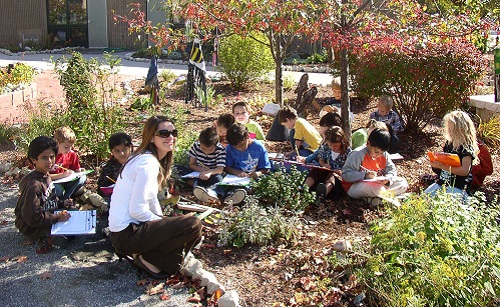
[108,153,163,232]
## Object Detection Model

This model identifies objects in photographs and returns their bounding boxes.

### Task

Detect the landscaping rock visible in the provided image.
[262,103,281,116]
[332,240,352,253]
[218,290,240,307]
[207,280,225,294]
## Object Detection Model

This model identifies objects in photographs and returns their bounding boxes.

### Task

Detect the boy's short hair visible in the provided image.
[109,132,132,150]
[232,101,251,113]
[277,106,297,123]
[320,112,342,127]
[54,126,76,143]
[199,127,219,147]
[365,119,388,131]
[368,128,391,152]
[28,136,58,162]
[226,123,249,146]
[331,77,341,90]
[217,113,236,128]
[379,96,394,109]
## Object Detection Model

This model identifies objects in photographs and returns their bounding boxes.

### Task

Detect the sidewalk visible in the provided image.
[0,184,195,306]
[0,49,333,86]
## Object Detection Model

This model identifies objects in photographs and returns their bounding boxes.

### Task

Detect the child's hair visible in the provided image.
[199,127,219,147]
[122,115,175,187]
[226,123,249,146]
[368,128,391,152]
[366,119,388,130]
[331,77,341,90]
[379,96,394,109]
[109,132,132,150]
[320,112,342,127]
[277,106,297,123]
[443,110,479,165]
[217,113,235,128]
[325,126,348,153]
[28,136,58,163]
[232,101,251,113]
[54,126,76,143]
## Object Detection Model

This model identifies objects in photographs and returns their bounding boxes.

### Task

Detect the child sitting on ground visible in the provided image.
[351,119,392,150]
[97,132,133,197]
[15,136,72,253]
[304,127,352,199]
[188,127,226,203]
[342,128,408,206]
[49,126,86,200]
[425,110,479,200]
[277,106,322,158]
[215,113,235,147]
[297,112,342,165]
[224,123,271,204]
[369,96,403,153]
[233,101,265,140]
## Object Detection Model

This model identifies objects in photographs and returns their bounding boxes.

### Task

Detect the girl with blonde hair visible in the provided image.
[425,110,479,198]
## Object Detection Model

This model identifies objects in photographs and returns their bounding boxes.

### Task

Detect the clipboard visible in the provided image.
[217,174,251,186]
[51,210,96,235]
[427,152,461,167]
[52,170,94,184]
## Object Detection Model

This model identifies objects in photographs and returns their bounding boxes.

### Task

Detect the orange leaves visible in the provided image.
[12,255,28,263]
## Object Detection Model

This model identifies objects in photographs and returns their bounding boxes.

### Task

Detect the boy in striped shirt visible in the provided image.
[188,127,226,203]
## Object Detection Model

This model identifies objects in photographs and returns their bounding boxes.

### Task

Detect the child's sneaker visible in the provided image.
[224,189,247,205]
[50,235,69,248]
[193,186,219,203]
[316,183,328,198]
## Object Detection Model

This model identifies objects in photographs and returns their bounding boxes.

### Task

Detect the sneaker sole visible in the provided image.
[193,187,218,203]
[224,190,246,204]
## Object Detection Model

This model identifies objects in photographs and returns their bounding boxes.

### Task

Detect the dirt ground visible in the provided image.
[2,69,499,306]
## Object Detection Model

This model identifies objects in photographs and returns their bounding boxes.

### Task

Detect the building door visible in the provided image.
[47,0,88,47]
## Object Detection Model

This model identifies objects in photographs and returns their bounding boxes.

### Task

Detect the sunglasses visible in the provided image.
[155,129,178,138]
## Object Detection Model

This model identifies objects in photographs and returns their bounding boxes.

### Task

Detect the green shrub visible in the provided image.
[359,189,500,306]
[351,40,487,132]
[218,32,274,89]
[159,69,177,83]
[130,96,153,111]
[307,50,328,64]
[194,84,216,109]
[217,197,301,248]
[478,115,500,149]
[283,74,296,91]
[0,63,36,93]
[51,52,125,164]
[251,165,316,211]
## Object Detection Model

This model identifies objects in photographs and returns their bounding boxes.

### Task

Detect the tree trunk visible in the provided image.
[274,35,284,106]
[340,47,352,145]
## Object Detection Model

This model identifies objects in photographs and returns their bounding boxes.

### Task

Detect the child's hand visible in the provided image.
[296,156,306,163]
[78,168,85,172]
[364,170,377,179]
[62,169,74,177]
[199,171,211,180]
[238,171,250,177]
[57,210,71,222]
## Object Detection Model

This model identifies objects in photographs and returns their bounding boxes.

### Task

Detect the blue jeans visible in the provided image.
[424,183,469,203]
[54,175,86,200]
[194,174,223,197]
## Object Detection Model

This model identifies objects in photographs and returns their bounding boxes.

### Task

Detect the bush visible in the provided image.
[218,32,274,89]
[307,50,328,64]
[351,40,487,132]
[217,197,301,248]
[251,165,316,211]
[478,115,500,149]
[0,63,36,93]
[51,52,125,164]
[359,189,500,306]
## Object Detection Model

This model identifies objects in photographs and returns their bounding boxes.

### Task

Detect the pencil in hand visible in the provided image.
[56,164,70,171]
[106,176,116,183]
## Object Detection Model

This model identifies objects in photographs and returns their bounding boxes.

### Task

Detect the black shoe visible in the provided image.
[133,257,169,279]
[316,183,328,199]
[50,235,69,248]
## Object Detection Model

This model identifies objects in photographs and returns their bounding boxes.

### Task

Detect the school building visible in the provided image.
[0,0,174,49]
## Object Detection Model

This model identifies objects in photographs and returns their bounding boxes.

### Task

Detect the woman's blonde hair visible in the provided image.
[443,110,479,165]
[121,115,175,189]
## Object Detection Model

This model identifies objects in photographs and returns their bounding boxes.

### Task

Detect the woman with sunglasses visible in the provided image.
[108,115,202,278]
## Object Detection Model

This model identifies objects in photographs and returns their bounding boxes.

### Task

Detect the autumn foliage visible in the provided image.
[350,38,488,132]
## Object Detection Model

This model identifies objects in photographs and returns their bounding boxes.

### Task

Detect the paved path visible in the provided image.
[0,50,333,86]
[0,184,195,306]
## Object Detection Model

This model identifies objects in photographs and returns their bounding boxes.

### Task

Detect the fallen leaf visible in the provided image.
[0,256,10,262]
[212,288,224,301]
[306,232,316,237]
[343,274,357,290]
[13,255,27,263]
[159,293,170,301]
[342,209,352,215]
[196,287,206,300]
[146,282,165,295]
[23,240,34,246]
[136,279,148,286]
[40,271,53,280]
[0,220,8,225]
[223,249,232,255]
[202,243,217,249]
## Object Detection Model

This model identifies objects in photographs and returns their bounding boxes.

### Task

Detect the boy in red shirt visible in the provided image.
[341,128,408,206]
[49,126,86,200]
